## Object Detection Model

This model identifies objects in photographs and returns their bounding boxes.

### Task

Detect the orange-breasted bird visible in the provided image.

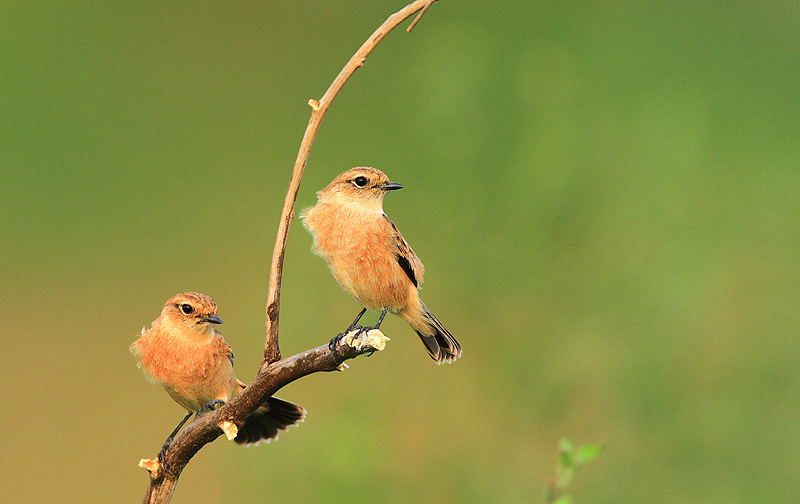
[130,292,305,456]
[300,167,461,364]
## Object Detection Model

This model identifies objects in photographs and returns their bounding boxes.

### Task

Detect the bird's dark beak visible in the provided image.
[201,314,223,324]
[379,181,404,191]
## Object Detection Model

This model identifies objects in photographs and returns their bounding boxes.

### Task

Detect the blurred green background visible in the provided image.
[2,1,798,502]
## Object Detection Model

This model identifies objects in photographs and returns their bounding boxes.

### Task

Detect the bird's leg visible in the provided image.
[157,411,193,467]
[328,307,368,354]
[371,309,388,330]
[196,399,225,418]
[354,308,387,332]
[156,400,225,469]
[346,307,368,332]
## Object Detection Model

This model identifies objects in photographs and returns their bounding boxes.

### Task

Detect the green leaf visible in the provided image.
[573,444,604,468]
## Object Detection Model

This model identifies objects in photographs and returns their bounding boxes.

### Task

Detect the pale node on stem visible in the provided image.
[138,458,160,473]
[220,421,239,441]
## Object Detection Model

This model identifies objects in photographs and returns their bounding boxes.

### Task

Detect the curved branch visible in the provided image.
[263,0,437,363]
[139,2,438,503]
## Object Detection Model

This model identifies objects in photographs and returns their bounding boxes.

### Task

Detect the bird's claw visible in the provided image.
[197,399,225,417]
[156,445,170,473]
[350,326,373,351]
[328,332,345,354]
[329,325,376,361]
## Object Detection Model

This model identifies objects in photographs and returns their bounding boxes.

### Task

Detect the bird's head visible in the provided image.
[317,167,403,210]
[158,292,222,335]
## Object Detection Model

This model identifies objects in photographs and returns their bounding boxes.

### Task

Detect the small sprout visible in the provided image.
[546,438,603,503]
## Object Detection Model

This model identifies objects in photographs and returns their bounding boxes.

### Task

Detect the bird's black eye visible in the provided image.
[179,304,194,315]
[353,176,368,188]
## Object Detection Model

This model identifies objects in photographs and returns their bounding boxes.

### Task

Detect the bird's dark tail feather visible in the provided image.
[416,302,462,364]
[234,396,306,446]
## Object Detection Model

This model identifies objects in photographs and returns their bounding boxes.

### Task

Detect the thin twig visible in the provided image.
[407,0,436,32]
[140,2,439,503]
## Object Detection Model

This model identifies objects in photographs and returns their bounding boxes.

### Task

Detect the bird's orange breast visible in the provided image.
[303,203,415,311]
[132,327,236,412]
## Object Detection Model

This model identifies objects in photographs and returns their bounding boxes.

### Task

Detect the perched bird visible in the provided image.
[301,167,461,364]
[130,292,305,454]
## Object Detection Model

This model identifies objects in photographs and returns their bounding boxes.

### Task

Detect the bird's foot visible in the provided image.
[196,399,225,417]
[329,325,364,353]
[156,441,172,472]
[343,325,389,356]
[350,325,375,353]
[354,310,386,352]
[328,314,390,362]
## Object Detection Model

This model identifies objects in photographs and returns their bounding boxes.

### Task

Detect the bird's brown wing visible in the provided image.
[215,330,235,366]
[383,214,424,288]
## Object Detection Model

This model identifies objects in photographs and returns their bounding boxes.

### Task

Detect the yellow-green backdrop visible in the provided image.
[2,1,798,502]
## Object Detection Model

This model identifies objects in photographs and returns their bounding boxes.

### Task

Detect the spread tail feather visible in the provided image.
[234,397,306,446]
[415,302,461,364]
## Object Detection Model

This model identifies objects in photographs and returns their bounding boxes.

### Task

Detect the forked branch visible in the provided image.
[139,2,438,503]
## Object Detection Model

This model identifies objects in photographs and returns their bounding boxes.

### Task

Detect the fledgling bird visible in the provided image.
[300,167,461,364]
[130,292,305,454]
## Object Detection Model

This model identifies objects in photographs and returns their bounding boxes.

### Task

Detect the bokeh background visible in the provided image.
[2,1,798,502]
